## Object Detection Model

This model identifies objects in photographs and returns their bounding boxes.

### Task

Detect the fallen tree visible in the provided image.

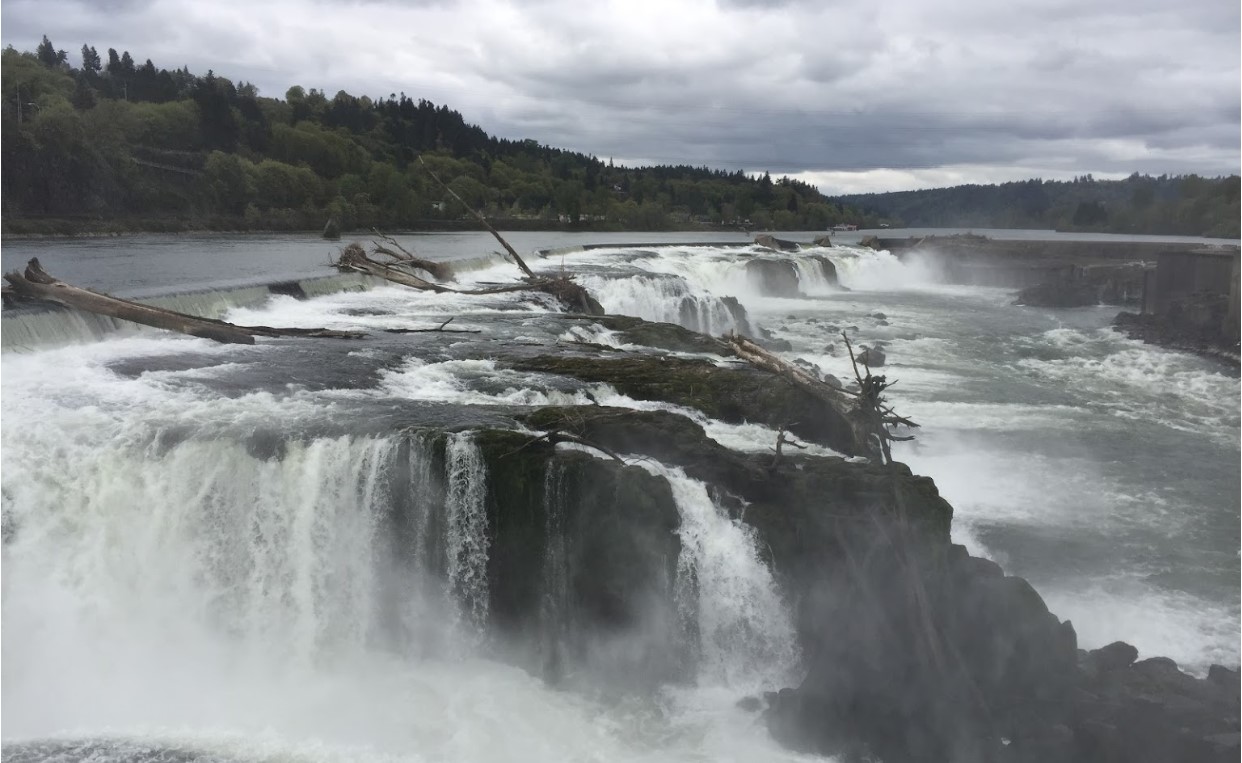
[3,258,364,345]
[332,238,604,315]
[724,332,917,463]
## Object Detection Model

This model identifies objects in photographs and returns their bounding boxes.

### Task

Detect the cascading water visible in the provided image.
[444,432,491,633]
[635,462,801,691]
[576,273,750,335]
[6,232,1234,762]
[3,379,811,761]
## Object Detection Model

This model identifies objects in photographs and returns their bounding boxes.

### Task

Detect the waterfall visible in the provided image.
[540,461,571,680]
[444,432,491,633]
[826,247,938,290]
[577,273,750,336]
[635,462,801,690]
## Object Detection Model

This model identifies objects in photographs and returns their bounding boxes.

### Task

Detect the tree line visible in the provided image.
[836,174,1240,239]
[4,37,1237,239]
[2,37,875,235]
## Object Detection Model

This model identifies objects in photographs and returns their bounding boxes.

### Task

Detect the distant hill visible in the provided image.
[1,37,877,235]
[834,174,1240,239]
[4,37,1236,238]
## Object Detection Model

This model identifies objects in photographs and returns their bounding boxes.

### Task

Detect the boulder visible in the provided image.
[812,234,833,247]
[746,258,802,297]
[1086,641,1139,673]
[754,234,801,252]
[857,346,886,367]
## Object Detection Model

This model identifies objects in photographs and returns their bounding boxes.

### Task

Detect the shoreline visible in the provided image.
[4,222,1241,243]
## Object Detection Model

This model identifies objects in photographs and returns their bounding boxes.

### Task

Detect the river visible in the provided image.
[2,230,1238,762]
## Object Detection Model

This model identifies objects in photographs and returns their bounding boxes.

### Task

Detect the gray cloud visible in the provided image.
[3,0,1237,193]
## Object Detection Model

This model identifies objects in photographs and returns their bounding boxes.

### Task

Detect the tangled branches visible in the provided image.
[841,332,919,465]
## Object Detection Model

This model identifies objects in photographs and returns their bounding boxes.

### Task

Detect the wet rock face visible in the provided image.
[510,353,863,456]
[806,254,841,287]
[745,258,803,297]
[1114,292,1240,365]
[585,314,731,355]
[473,430,685,688]
[1071,653,1241,763]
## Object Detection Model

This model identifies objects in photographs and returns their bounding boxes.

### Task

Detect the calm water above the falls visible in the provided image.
[2,231,1237,762]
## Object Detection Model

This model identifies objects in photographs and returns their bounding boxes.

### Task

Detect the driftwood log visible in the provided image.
[724,332,916,462]
[417,155,537,279]
[333,242,604,315]
[368,229,457,281]
[4,258,364,345]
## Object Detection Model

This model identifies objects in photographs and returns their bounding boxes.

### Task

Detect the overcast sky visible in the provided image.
[4,0,1238,194]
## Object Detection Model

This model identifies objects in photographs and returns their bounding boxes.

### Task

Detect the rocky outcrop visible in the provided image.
[857,345,886,367]
[1014,263,1150,308]
[474,430,685,688]
[745,257,803,297]
[754,234,801,252]
[806,254,842,288]
[502,326,1239,762]
[1114,294,1240,366]
[1071,648,1240,763]
[510,353,862,455]
[484,316,1239,760]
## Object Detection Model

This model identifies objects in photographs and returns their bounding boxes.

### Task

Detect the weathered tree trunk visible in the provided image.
[4,259,363,344]
[417,155,538,279]
[335,243,457,293]
[726,333,877,455]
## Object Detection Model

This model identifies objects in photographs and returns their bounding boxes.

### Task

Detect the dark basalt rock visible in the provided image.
[754,234,801,252]
[1069,652,1241,763]
[510,354,863,455]
[1085,641,1140,673]
[806,254,842,288]
[745,258,803,297]
[580,314,731,355]
[472,429,686,688]
[1114,295,1240,367]
[857,346,886,367]
[489,392,1239,763]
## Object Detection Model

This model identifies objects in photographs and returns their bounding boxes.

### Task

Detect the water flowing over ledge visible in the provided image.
[2,237,1237,763]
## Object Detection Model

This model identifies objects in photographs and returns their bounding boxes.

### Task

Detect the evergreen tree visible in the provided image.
[80,45,101,74]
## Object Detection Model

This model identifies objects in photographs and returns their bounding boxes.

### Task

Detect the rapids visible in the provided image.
[2,233,1237,761]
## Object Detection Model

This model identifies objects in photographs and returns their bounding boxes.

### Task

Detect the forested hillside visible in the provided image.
[1,38,874,235]
[836,174,1240,238]
[4,38,1237,238]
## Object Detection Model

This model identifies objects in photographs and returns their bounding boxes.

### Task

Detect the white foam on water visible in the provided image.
[633,462,802,693]
[575,272,746,335]
[378,357,604,408]
[1043,579,1241,674]
[823,247,940,291]
[557,323,633,349]
[1015,327,1241,445]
